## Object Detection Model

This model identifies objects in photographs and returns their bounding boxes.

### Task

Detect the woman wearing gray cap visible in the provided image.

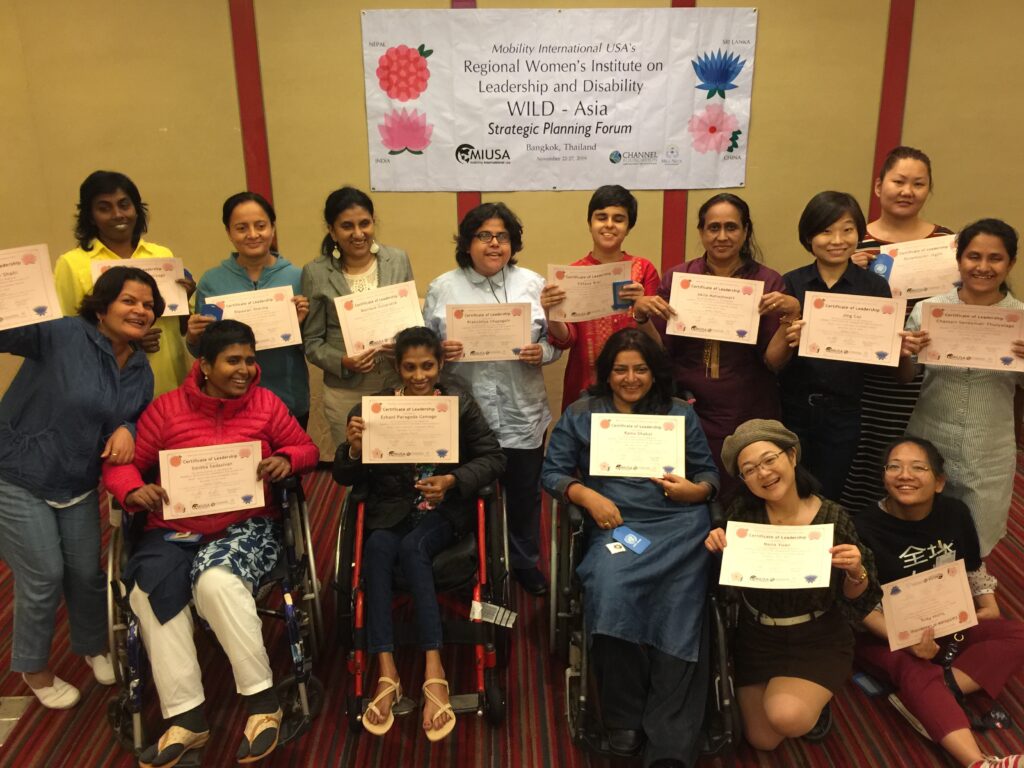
[705,419,879,750]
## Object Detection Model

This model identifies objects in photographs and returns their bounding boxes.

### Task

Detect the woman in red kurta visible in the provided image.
[542,186,661,413]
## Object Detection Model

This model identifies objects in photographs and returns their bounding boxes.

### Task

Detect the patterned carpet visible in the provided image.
[2,464,1024,767]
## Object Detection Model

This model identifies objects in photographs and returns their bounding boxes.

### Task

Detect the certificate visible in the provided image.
[335,280,424,353]
[445,303,531,362]
[90,257,190,316]
[881,560,978,652]
[918,302,1024,372]
[546,262,630,322]
[882,235,959,300]
[588,413,686,478]
[798,292,906,366]
[0,244,63,331]
[205,286,302,351]
[718,521,834,590]
[159,441,264,520]
[665,273,763,345]
[362,395,459,464]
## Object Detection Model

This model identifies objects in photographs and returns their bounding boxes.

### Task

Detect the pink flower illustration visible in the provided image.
[688,104,739,153]
[379,108,433,155]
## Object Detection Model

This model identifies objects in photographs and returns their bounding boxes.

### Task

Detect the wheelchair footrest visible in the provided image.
[449,693,483,715]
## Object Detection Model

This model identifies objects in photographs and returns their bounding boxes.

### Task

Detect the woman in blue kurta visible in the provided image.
[542,327,719,767]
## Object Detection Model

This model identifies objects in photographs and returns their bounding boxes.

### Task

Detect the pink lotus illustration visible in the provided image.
[687,104,740,154]
[379,108,433,155]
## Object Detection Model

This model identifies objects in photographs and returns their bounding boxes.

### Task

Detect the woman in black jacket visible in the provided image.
[333,326,505,742]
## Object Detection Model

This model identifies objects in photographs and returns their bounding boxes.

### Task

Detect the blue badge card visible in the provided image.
[871,251,895,281]
[202,301,224,321]
[612,525,651,554]
[611,280,634,309]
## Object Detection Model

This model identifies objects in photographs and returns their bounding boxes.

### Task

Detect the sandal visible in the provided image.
[236,708,282,763]
[363,676,402,736]
[139,725,209,768]
[422,678,456,742]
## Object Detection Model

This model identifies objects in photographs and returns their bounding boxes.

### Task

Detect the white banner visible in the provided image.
[361,8,757,191]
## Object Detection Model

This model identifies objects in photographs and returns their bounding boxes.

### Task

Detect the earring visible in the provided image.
[370,240,381,255]
[331,244,341,260]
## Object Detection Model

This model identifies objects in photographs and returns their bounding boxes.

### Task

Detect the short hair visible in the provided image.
[394,326,443,363]
[75,171,149,250]
[697,193,763,264]
[587,328,673,414]
[78,266,165,324]
[956,218,1018,262]
[878,145,933,186]
[320,186,376,257]
[198,319,256,362]
[587,185,638,229]
[797,191,867,252]
[222,192,276,228]
[454,202,523,269]
[881,436,946,477]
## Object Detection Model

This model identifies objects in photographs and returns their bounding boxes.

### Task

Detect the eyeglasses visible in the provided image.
[738,451,783,480]
[883,463,932,475]
[473,231,511,244]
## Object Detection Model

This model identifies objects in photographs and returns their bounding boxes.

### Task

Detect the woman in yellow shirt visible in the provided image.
[53,171,192,396]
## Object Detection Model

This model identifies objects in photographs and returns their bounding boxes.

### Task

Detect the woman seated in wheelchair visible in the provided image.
[704,419,879,750]
[853,437,1024,768]
[541,327,719,767]
[103,319,319,767]
[333,325,505,741]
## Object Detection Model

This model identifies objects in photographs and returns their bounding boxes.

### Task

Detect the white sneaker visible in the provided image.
[23,674,80,709]
[86,654,115,685]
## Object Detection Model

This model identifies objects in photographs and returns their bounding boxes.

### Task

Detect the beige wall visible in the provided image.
[4,1,1024,406]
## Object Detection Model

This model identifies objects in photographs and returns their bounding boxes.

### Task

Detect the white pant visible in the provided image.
[129,566,273,718]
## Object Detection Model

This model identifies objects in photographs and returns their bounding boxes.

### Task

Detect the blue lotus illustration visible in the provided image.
[436,448,449,459]
[241,495,254,504]
[511,347,522,356]
[281,333,292,341]
[33,306,48,316]
[875,351,888,360]
[804,575,818,584]
[663,465,675,474]
[692,50,746,99]
[736,329,748,338]
[168,303,179,312]
[1001,356,1014,366]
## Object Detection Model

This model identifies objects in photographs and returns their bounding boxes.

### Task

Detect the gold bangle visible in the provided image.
[779,315,802,326]
[845,567,868,585]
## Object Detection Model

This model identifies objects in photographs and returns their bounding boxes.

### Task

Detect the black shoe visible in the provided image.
[803,702,833,742]
[513,567,548,596]
[607,728,644,757]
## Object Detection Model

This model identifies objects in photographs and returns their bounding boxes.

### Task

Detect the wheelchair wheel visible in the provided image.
[549,500,576,664]
[486,488,514,669]
[484,668,506,726]
[333,495,355,652]
[295,493,326,658]
[107,520,128,687]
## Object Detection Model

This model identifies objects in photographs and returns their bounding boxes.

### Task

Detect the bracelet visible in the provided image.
[845,567,868,585]
[779,314,802,326]
[630,309,650,325]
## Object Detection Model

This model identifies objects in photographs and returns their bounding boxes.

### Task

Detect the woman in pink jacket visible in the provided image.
[104,319,319,768]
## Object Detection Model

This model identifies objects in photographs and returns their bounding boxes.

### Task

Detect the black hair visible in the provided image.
[78,266,165,323]
[697,192,763,264]
[878,145,933,187]
[75,171,148,250]
[320,186,376,257]
[587,328,673,414]
[881,436,946,477]
[797,191,867,253]
[198,319,257,362]
[221,192,276,228]
[394,326,443,363]
[454,202,523,269]
[587,185,638,229]
[956,218,1018,262]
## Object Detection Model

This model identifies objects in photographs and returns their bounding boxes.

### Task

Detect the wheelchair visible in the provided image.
[332,482,513,731]
[105,476,326,760]
[549,499,742,766]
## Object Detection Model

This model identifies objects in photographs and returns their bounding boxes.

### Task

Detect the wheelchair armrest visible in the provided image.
[565,502,585,529]
[709,499,727,529]
[271,475,301,493]
[477,483,496,501]
[345,483,370,503]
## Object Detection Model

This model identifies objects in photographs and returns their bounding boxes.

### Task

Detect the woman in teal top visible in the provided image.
[187,192,311,426]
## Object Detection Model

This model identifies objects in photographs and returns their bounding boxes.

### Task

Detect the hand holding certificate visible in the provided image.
[205,286,302,350]
[589,413,686,478]
[361,395,459,464]
[335,280,424,353]
[881,560,978,651]
[665,273,763,345]
[718,521,834,589]
[798,292,906,366]
[0,244,63,331]
[91,257,190,316]
[918,301,1024,372]
[546,262,631,322]
[445,303,531,362]
[160,441,264,519]
[877,235,958,300]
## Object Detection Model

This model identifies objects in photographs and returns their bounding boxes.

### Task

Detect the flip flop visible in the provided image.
[363,676,402,736]
[236,707,282,763]
[422,678,456,742]
[139,725,209,768]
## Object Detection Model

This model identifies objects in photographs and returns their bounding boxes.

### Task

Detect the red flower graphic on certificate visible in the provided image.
[376,44,432,102]
[379,108,433,155]
[687,104,740,154]
[21,252,36,265]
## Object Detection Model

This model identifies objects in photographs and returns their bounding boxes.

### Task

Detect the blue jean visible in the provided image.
[0,475,107,672]
[363,511,455,654]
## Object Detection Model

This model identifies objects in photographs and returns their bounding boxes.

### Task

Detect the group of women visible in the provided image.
[0,146,1022,768]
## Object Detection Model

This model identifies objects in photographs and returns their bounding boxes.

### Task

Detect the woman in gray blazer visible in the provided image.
[301,187,413,447]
